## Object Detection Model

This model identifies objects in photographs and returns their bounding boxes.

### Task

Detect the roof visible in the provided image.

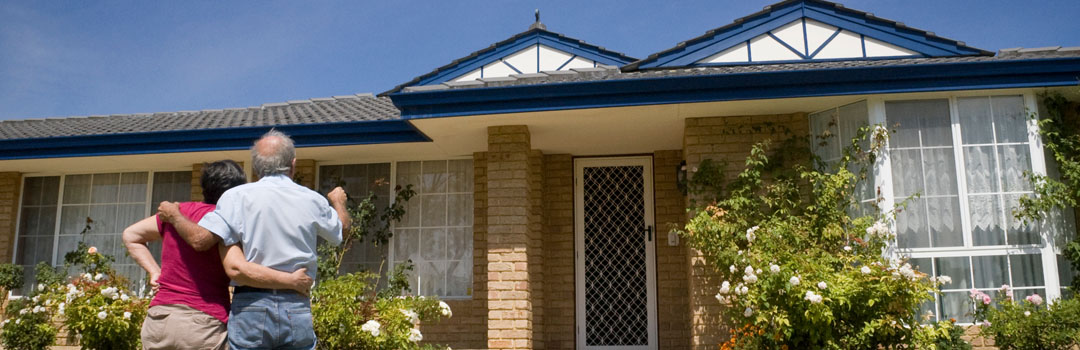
[390,47,1080,119]
[400,47,1080,92]
[625,0,992,70]
[381,25,638,95]
[0,94,427,160]
[0,94,399,140]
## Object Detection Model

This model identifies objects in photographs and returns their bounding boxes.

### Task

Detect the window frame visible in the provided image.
[315,157,476,300]
[11,167,192,296]
[866,92,1064,315]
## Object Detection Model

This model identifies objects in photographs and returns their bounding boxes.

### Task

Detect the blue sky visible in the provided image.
[1,0,1077,120]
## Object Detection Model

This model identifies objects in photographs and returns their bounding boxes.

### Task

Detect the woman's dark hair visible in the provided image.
[201,160,246,205]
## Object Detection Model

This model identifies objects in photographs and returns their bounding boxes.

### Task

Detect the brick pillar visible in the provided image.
[486,125,539,350]
[654,150,691,350]
[191,163,205,203]
[541,154,574,350]
[293,159,317,190]
[0,172,21,263]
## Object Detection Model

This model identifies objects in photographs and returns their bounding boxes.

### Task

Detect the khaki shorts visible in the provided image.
[141,304,227,350]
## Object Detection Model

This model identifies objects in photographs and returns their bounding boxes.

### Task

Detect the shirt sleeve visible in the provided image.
[198,193,242,246]
[316,196,344,246]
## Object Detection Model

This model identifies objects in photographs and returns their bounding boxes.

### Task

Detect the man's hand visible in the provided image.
[157,201,182,223]
[289,268,313,296]
[328,187,347,207]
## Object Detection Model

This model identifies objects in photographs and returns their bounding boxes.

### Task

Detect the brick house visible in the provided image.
[2,0,1078,349]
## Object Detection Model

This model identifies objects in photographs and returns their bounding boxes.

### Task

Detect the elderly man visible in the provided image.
[160,130,349,350]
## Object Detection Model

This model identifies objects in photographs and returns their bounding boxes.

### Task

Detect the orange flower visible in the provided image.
[87,246,98,254]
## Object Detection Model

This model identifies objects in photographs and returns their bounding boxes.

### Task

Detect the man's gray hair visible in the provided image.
[251,130,296,178]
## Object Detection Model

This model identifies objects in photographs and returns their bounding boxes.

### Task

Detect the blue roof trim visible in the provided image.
[630,0,989,70]
[389,29,637,93]
[391,57,1080,119]
[0,120,429,160]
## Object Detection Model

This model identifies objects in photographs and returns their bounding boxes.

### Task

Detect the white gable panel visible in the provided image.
[561,56,595,70]
[451,68,482,82]
[750,35,802,62]
[771,20,806,56]
[482,60,517,78]
[538,45,574,71]
[813,30,863,59]
[503,45,539,75]
[699,43,749,63]
[805,19,839,54]
[864,37,917,57]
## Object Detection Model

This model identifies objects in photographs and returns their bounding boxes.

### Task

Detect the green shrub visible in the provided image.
[684,129,953,349]
[973,287,1080,349]
[0,263,61,350]
[58,243,148,350]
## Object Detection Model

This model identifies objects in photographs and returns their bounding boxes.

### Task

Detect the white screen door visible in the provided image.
[574,156,658,350]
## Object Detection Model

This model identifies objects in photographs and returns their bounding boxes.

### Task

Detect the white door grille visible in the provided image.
[575,157,657,350]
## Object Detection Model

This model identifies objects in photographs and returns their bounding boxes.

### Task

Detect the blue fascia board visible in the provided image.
[415,31,633,87]
[640,1,979,69]
[391,57,1080,119]
[1,120,429,160]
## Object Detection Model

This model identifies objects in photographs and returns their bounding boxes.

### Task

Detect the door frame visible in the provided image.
[573,156,658,350]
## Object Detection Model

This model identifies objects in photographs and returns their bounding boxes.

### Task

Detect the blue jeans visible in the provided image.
[228,290,315,350]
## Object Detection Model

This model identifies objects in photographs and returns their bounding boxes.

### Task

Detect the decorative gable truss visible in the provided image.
[451,43,600,82]
[701,18,915,63]
[628,0,990,70]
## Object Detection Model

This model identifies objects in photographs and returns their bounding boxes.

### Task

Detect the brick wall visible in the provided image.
[191,163,205,203]
[486,125,541,349]
[541,154,574,350]
[419,154,489,349]
[0,172,21,264]
[682,113,809,350]
[654,150,691,350]
[293,159,317,189]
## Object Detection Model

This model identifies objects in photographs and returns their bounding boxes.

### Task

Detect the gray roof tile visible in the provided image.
[0,95,400,140]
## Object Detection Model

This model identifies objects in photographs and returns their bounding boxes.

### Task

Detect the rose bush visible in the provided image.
[682,130,959,348]
[973,285,1080,349]
[59,243,148,350]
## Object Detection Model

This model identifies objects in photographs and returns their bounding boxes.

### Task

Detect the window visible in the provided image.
[810,94,1069,323]
[810,101,875,214]
[318,163,392,274]
[15,171,190,295]
[881,95,1063,323]
[317,160,474,298]
[394,160,474,298]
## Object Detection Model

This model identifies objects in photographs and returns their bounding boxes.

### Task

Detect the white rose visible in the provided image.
[94,273,104,281]
[729,265,736,273]
[939,276,952,285]
[739,286,748,295]
[97,311,107,320]
[1024,311,1031,317]
[121,294,130,301]
[719,281,730,294]
[861,266,872,275]
[400,309,419,324]
[743,274,758,284]
[362,320,381,337]
[789,276,800,286]
[123,312,132,319]
[817,281,827,290]
[769,264,780,274]
[744,266,754,276]
[408,327,423,342]
[743,307,753,317]
[439,301,452,317]
[37,284,44,292]
[843,246,852,252]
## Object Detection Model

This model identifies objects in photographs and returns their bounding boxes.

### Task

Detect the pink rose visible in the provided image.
[1025,294,1043,306]
[87,246,98,254]
[982,295,991,305]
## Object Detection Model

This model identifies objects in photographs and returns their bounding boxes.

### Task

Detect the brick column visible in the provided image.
[293,159,317,190]
[486,125,539,350]
[191,163,205,203]
[0,172,21,263]
[654,150,691,350]
[541,154,574,350]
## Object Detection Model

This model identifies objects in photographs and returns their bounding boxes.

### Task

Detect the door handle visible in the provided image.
[645,225,653,241]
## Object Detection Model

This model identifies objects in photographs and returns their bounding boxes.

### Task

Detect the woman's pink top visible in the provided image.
[150,202,231,324]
